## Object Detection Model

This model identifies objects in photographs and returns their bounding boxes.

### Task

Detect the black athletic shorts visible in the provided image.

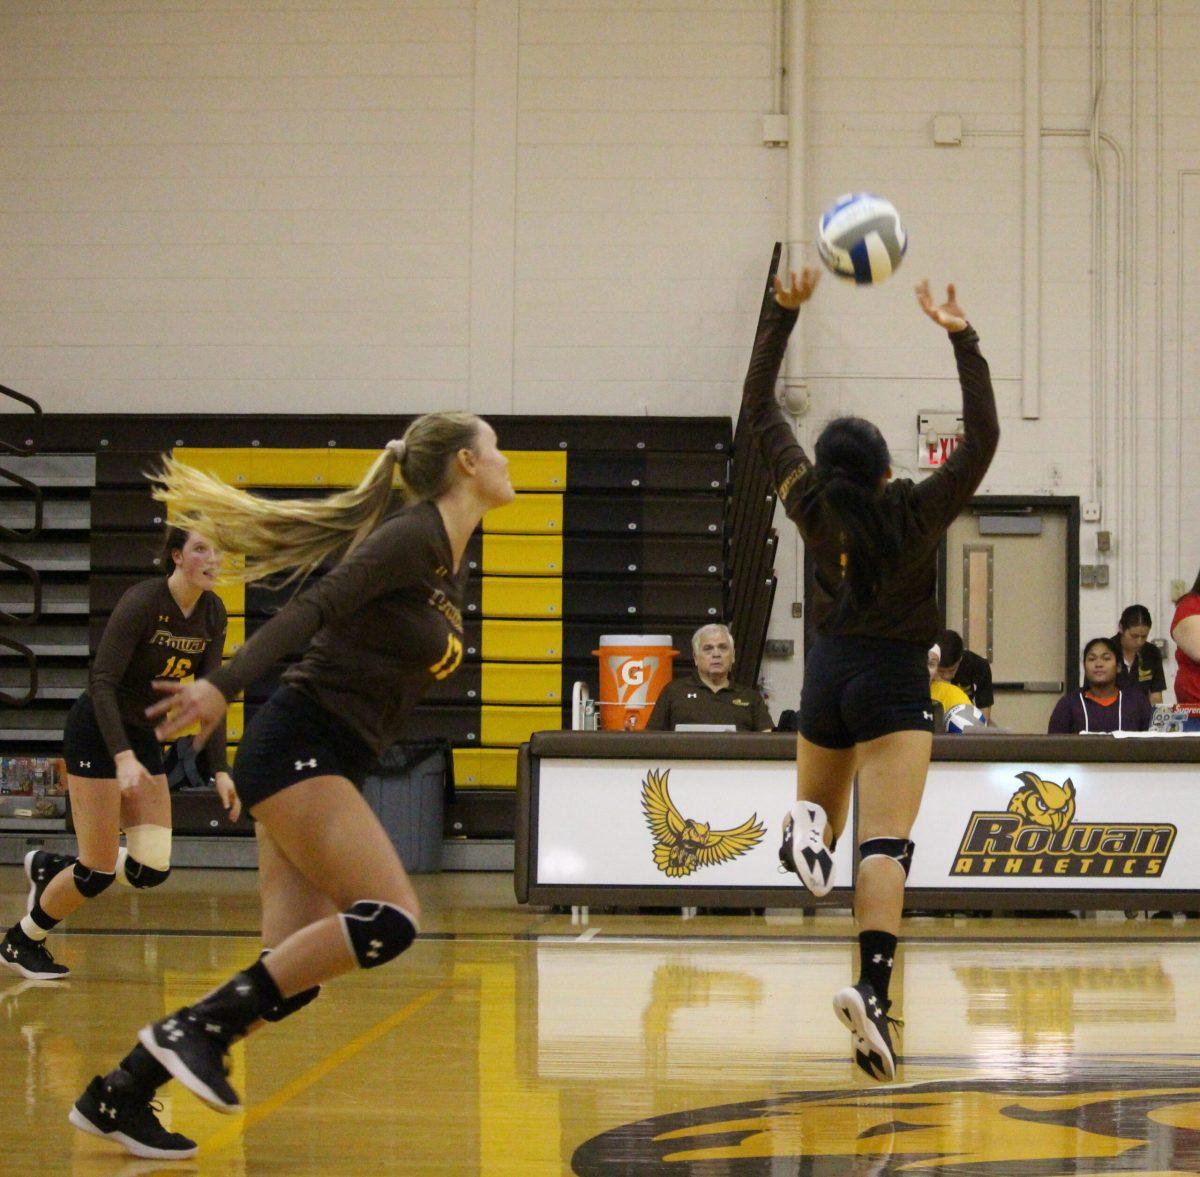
[799,634,935,749]
[63,692,165,779]
[231,685,378,811]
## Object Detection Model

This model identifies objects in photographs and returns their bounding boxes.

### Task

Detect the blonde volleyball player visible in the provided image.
[70,413,514,1159]
[745,267,999,1081]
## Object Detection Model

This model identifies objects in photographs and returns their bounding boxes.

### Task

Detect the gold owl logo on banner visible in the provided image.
[1007,770,1076,830]
[954,770,1175,878]
[641,768,765,877]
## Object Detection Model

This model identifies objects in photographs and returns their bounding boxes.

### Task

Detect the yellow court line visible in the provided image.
[199,980,454,1156]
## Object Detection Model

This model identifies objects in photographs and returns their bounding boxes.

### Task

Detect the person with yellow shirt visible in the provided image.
[928,644,977,730]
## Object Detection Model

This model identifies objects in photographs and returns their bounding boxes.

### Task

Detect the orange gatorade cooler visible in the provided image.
[592,634,678,731]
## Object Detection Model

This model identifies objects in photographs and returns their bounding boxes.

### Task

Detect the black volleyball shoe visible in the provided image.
[138,1009,242,1114]
[0,926,69,980]
[833,982,901,1082]
[70,1073,198,1159]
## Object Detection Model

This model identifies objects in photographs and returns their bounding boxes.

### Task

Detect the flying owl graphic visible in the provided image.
[1008,771,1077,831]
[641,768,766,877]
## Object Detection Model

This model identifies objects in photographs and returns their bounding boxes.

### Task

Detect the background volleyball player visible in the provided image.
[69,412,514,1159]
[745,265,999,1082]
[1,528,233,985]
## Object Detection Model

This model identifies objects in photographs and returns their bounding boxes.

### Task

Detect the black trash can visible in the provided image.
[362,739,451,874]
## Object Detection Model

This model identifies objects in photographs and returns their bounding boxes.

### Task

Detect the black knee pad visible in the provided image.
[262,985,322,1022]
[72,860,116,898]
[340,901,417,969]
[124,855,171,889]
[859,837,915,878]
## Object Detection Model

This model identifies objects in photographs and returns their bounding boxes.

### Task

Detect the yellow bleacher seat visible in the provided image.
[480,705,562,747]
[173,448,252,484]
[452,747,518,789]
[481,663,561,704]
[248,449,330,487]
[178,447,566,493]
[224,703,245,743]
[481,535,563,575]
[505,451,566,491]
[483,494,563,534]
[481,577,562,618]
[224,616,246,654]
[481,620,563,661]
[213,581,245,616]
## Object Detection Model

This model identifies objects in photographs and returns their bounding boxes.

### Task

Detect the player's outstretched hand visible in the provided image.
[773,266,821,310]
[915,279,969,333]
[147,678,228,749]
[214,770,242,823]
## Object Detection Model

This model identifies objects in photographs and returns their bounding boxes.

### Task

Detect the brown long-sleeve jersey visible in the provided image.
[90,578,229,769]
[743,300,1000,644]
[208,499,467,757]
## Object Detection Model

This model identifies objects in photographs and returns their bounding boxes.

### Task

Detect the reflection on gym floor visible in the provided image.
[5,870,1200,1174]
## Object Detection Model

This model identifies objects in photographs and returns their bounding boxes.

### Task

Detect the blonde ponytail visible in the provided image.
[151,411,482,587]
[152,450,399,586]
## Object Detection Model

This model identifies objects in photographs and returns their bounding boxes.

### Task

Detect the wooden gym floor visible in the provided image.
[4,866,1200,1175]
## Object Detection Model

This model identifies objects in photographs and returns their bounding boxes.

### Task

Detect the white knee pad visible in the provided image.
[116,824,172,888]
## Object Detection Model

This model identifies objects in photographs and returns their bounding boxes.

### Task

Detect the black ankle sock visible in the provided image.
[189,959,284,1038]
[857,930,899,1007]
[27,899,60,935]
[110,1042,171,1099]
[7,923,35,945]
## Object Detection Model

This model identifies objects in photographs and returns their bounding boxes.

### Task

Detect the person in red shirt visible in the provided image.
[1047,637,1153,734]
[1170,569,1200,705]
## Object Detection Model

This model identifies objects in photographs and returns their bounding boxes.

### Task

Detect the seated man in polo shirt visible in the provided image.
[645,624,773,732]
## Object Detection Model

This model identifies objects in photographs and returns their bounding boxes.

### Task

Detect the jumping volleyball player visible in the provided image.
[1,528,235,981]
[69,413,514,1159]
[747,266,999,1081]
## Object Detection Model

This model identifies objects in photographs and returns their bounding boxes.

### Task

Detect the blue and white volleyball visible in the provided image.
[946,702,987,734]
[816,193,907,285]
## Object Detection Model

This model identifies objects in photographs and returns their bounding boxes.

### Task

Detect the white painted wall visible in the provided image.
[0,1,1195,706]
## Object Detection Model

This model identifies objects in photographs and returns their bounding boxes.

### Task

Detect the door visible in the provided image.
[941,499,1079,733]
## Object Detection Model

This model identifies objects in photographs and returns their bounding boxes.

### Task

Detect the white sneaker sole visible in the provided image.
[833,987,896,1082]
[786,802,835,897]
[138,1024,242,1115]
[68,1105,198,1160]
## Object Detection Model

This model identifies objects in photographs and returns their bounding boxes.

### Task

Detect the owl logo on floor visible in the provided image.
[1008,770,1076,831]
[641,768,766,877]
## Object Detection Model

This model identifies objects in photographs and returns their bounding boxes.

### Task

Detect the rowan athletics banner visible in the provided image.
[907,761,1188,890]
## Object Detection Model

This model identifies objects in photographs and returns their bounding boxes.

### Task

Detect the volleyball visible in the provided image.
[816,192,907,285]
[945,702,987,733]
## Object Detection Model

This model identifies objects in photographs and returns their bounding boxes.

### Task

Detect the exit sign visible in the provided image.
[918,411,964,469]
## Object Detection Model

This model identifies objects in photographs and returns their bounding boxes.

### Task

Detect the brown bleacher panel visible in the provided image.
[90,489,166,531]
[565,452,728,493]
[563,493,723,536]
[89,531,160,573]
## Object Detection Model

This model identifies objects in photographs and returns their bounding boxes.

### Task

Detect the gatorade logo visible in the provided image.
[609,655,659,706]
